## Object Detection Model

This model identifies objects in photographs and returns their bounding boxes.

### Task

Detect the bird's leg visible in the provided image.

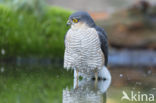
[74,69,79,79]
[94,71,98,88]
[76,69,79,79]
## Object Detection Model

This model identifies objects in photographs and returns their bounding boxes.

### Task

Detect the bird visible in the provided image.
[64,11,111,81]
[63,78,111,103]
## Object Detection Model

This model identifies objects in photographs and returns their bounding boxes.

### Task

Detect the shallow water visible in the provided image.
[0,64,155,103]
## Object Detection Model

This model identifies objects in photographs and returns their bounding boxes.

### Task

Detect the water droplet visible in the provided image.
[136,82,142,85]
[147,70,152,75]
[152,88,156,90]
[1,49,5,55]
[120,74,123,77]
[0,67,5,72]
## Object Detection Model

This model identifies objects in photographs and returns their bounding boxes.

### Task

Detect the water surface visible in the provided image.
[0,64,155,103]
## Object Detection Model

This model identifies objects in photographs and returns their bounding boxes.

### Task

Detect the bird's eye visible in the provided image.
[72,18,78,23]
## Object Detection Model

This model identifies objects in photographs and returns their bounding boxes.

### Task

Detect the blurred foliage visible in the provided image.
[0,3,72,59]
[0,0,46,17]
[0,65,73,103]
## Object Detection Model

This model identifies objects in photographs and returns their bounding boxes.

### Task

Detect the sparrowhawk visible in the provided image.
[64,11,111,80]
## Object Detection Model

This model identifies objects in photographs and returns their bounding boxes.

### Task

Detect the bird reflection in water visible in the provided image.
[63,78,111,103]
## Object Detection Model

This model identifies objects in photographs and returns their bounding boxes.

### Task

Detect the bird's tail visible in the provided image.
[98,66,111,80]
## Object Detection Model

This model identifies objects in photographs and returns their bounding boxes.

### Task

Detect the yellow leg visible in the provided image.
[94,71,98,88]
[76,69,79,79]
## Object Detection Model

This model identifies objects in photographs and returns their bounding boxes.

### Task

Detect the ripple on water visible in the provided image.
[120,74,123,78]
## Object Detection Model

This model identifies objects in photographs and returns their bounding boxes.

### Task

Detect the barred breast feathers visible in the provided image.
[64,28,105,74]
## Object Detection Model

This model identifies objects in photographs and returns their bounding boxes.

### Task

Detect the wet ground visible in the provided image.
[0,64,155,103]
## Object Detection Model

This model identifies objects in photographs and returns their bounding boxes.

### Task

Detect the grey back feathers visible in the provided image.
[95,26,108,66]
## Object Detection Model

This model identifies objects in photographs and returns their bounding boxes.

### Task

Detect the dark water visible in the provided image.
[0,64,155,103]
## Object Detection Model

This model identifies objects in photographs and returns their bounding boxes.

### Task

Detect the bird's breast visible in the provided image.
[64,28,104,73]
[66,28,99,50]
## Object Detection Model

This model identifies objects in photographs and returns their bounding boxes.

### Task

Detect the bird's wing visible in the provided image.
[95,26,108,66]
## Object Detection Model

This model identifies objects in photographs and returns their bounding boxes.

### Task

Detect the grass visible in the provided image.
[0,4,72,59]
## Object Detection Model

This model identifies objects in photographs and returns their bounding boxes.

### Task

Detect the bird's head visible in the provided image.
[67,11,96,29]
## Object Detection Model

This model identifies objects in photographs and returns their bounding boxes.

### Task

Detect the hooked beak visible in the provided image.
[66,20,71,26]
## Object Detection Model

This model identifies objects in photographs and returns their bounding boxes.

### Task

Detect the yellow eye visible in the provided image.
[72,19,78,23]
